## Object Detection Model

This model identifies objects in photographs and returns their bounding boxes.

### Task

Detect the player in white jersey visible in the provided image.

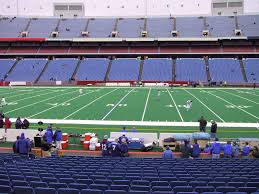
[79,88,83,96]
[186,100,192,111]
[0,97,7,108]
[157,90,161,100]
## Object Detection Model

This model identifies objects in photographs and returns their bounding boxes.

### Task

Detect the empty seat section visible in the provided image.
[28,18,58,37]
[243,58,259,83]
[0,18,28,37]
[76,58,109,81]
[176,58,206,81]
[147,18,172,38]
[207,16,235,37]
[6,59,47,81]
[176,17,203,37]
[209,59,243,82]
[109,58,140,81]
[117,18,144,38]
[142,58,172,81]
[58,18,86,38]
[238,15,259,36]
[40,58,78,81]
[0,59,15,80]
[88,19,115,37]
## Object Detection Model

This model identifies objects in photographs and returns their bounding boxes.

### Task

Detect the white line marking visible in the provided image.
[102,88,135,120]
[5,90,76,114]
[10,118,259,128]
[184,89,225,122]
[6,89,52,99]
[220,89,259,104]
[63,88,118,119]
[141,88,151,121]
[207,92,259,120]
[167,88,184,122]
[28,90,96,118]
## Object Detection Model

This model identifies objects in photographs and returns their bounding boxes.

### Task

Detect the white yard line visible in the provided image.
[141,88,151,121]
[167,88,184,122]
[184,89,225,122]
[233,89,259,97]
[27,90,97,118]
[5,90,77,114]
[6,88,52,99]
[219,89,259,105]
[102,88,135,120]
[10,118,259,128]
[63,88,119,119]
[0,90,23,96]
[207,92,259,120]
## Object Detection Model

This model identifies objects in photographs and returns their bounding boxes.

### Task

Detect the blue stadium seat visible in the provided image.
[76,179,94,185]
[189,181,207,187]
[35,187,56,194]
[195,186,215,192]
[228,182,246,188]
[170,181,188,188]
[208,182,226,188]
[151,186,172,191]
[216,186,237,193]
[9,175,25,181]
[131,185,151,191]
[173,186,193,193]
[57,188,80,194]
[132,180,150,186]
[160,177,178,182]
[94,179,112,185]
[89,184,109,191]
[59,178,75,184]
[49,182,68,190]
[0,179,10,186]
[238,187,258,193]
[0,185,12,193]
[104,190,127,194]
[29,181,48,188]
[68,183,88,191]
[202,193,223,194]
[12,180,29,186]
[215,178,231,182]
[112,180,130,185]
[81,189,103,194]
[42,177,58,183]
[128,191,149,194]
[110,184,130,191]
[151,181,170,187]
[13,186,34,194]
[25,176,41,182]
[225,192,247,194]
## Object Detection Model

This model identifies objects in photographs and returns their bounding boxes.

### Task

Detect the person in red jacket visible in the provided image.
[4,117,12,133]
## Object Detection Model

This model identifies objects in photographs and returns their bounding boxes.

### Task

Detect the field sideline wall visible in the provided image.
[0,0,258,17]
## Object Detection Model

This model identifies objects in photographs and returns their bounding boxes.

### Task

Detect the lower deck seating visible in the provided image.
[243,58,259,83]
[0,59,15,80]
[0,154,258,194]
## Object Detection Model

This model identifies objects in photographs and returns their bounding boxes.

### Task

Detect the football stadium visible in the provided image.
[0,0,259,193]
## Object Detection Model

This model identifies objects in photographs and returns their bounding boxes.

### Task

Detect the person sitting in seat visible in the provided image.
[118,133,129,144]
[163,146,174,159]
[120,139,129,157]
[242,142,251,159]
[211,138,221,159]
[223,141,233,158]
[101,135,110,156]
[192,140,201,158]
[180,140,192,158]
[109,141,121,157]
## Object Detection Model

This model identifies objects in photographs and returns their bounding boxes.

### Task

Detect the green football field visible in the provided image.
[0,86,259,138]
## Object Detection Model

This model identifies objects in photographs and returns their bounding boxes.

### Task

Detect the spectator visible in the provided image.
[0,117,3,128]
[211,138,221,159]
[15,117,23,129]
[44,126,53,144]
[198,116,207,132]
[121,126,128,132]
[4,117,12,133]
[41,140,52,157]
[0,111,4,119]
[223,141,233,158]
[252,146,259,158]
[13,136,19,153]
[203,144,211,154]
[210,120,217,139]
[192,140,201,158]
[232,142,240,158]
[120,140,129,157]
[118,133,129,144]
[131,127,137,132]
[22,118,30,129]
[180,140,192,158]
[16,133,31,155]
[163,146,174,159]
[109,141,121,157]
[242,142,250,159]
[101,135,110,156]
[53,127,62,150]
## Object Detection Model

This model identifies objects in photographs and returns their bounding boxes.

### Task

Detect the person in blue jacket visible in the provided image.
[16,133,31,155]
[192,140,201,158]
[54,127,62,149]
[203,144,211,154]
[211,138,221,159]
[163,146,174,159]
[44,126,54,144]
[223,141,233,158]
[242,142,250,158]
[120,140,129,157]
[109,141,121,157]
